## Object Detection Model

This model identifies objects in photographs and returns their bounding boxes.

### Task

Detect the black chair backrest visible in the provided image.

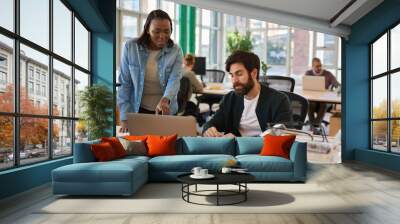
[177,76,192,114]
[260,75,295,92]
[202,69,225,83]
[282,91,309,130]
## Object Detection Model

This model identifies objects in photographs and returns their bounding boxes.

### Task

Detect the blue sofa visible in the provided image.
[52,137,307,196]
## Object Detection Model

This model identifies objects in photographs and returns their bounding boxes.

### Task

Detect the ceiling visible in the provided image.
[175,0,384,37]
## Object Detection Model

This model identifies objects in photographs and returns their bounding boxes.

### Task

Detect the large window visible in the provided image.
[0,0,91,170]
[370,23,400,153]
[195,9,222,68]
[221,16,340,84]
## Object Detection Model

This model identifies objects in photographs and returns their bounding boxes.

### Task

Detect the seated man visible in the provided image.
[203,51,292,137]
[305,57,340,132]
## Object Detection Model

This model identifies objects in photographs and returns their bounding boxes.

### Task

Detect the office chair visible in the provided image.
[281,91,309,130]
[196,69,225,115]
[177,76,191,115]
[177,76,205,125]
[260,75,295,92]
[200,69,225,83]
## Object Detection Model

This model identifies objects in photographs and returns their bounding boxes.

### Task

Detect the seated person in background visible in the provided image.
[203,50,292,137]
[178,54,205,124]
[305,57,340,132]
[182,54,204,98]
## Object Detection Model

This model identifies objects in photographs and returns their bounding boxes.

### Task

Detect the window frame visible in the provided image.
[0,0,92,171]
[369,20,400,154]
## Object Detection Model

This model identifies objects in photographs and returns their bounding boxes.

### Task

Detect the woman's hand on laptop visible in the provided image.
[156,97,170,115]
[119,120,129,133]
[203,127,224,137]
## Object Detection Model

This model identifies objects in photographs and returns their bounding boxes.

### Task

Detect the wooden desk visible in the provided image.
[197,83,231,95]
[201,88,231,95]
[197,85,341,104]
[294,88,341,104]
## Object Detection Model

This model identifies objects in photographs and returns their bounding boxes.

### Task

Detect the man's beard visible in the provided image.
[313,69,323,76]
[233,77,255,96]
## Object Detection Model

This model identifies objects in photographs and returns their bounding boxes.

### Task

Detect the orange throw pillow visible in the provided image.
[146,134,177,157]
[101,137,126,158]
[124,135,148,141]
[260,134,296,159]
[91,142,117,162]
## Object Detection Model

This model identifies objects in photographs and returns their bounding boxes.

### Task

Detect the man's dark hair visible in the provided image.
[137,9,174,48]
[312,57,321,64]
[225,50,260,80]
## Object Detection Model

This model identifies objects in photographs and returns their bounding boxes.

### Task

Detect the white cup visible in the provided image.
[221,167,232,174]
[200,169,208,176]
[191,167,202,176]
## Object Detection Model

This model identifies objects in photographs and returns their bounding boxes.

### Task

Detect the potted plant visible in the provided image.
[79,84,113,140]
[260,61,271,82]
[226,31,253,54]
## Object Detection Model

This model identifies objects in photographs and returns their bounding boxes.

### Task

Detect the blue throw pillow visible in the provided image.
[235,137,263,155]
[177,137,235,155]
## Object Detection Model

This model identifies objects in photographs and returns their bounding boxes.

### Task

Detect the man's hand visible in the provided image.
[156,97,170,115]
[223,133,235,138]
[119,120,129,133]
[203,127,224,137]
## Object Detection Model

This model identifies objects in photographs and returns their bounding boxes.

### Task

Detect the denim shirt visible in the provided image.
[117,38,183,120]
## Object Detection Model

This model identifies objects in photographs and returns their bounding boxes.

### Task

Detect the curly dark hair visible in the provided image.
[225,50,260,80]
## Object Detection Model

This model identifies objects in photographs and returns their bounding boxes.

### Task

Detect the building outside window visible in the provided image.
[370,23,400,154]
[0,54,8,90]
[28,81,34,94]
[0,0,91,170]
[28,67,34,80]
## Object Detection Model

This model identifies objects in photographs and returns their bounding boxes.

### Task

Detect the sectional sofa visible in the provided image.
[52,137,307,196]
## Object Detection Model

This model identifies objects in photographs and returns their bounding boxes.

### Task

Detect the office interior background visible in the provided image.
[0,0,399,201]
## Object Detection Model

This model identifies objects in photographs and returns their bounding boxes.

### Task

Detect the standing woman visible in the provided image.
[118,9,183,132]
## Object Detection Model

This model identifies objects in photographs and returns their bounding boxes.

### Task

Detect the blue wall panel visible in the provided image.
[344,0,400,171]
[0,158,72,199]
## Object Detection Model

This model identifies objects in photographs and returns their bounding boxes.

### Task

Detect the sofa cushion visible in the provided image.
[148,154,235,172]
[260,134,296,159]
[118,138,147,156]
[91,142,118,161]
[74,140,100,163]
[147,134,177,157]
[115,155,150,163]
[52,158,147,183]
[101,137,127,158]
[236,155,293,172]
[124,135,148,141]
[177,137,236,155]
[235,137,263,155]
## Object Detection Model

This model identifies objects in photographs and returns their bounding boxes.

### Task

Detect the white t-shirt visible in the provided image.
[238,93,262,136]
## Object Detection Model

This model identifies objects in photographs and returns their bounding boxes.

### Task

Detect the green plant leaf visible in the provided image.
[79,84,113,140]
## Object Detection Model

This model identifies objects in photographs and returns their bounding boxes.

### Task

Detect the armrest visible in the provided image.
[289,141,307,181]
[73,140,100,163]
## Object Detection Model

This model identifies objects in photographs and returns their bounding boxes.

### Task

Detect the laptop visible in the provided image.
[302,75,326,91]
[126,113,197,137]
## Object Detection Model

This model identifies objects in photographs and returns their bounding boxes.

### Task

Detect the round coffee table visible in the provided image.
[177,173,255,206]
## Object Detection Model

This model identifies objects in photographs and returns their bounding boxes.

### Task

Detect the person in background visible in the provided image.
[203,50,292,137]
[176,54,205,124]
[305,57,340,132]
[182,54,204,98]
[117,9,183,133]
